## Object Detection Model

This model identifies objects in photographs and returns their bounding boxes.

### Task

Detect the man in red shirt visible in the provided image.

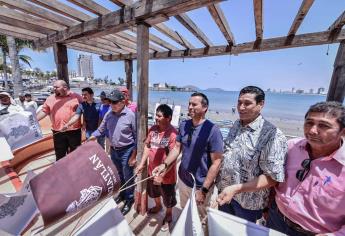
[37,80,82,160]
[136,104,177,231]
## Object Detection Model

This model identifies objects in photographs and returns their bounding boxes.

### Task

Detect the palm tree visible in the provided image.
[0,35,34,95]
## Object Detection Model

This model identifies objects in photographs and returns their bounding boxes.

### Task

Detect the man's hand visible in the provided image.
[128,156,136,167]
[217,185,240,206]
[135,164,145,175]
[195,189,206,205]
[61,124,69,132]
[152,164,166,177]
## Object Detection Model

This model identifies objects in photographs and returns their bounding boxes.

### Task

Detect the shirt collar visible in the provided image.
[241,115,263,131]
[299,138,345,166]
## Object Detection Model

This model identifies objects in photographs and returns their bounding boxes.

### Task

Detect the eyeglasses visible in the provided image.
[296,159,312,182]
[187,127,195,147]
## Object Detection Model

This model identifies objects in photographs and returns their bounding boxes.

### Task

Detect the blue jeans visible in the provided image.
[267,202,314,236]
[85,130,94,139]
[110,145,135,201]
[219,199,263,223]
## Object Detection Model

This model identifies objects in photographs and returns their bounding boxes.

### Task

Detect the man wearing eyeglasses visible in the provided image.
[266,101,345,236]
[153,92,224,223]
[89,89,137,215]
[216,86,288,223]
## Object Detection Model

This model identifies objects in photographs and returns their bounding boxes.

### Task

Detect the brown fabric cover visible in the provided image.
[30,141,120,226]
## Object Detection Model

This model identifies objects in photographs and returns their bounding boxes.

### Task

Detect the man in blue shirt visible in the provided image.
[153,92,223,222]
[89,89,137,215]
[63,87,101,139]
[97,91,111,149]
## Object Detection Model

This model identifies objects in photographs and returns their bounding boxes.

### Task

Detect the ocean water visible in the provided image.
[91,88,332,122]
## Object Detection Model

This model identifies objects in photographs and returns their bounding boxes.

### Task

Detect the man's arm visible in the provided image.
[217,174,277,205]
[36,110,47,121]
[62,113,81,131]
[152,141,181,176]
[135,144,150,174]
[195,151,222,205]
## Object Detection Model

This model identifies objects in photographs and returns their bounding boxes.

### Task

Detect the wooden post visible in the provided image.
[125,59,133,100]
[327,41,345,103]
[53,43,69,86]
[134,23,149,215]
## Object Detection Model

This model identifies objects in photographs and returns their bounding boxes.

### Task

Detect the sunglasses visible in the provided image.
[111,100,120,105]
[187,127,195,147]
[296,159,312,182]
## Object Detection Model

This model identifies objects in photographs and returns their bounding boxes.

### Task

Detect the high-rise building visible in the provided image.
[77,54,94,79]
[317,87,325,94]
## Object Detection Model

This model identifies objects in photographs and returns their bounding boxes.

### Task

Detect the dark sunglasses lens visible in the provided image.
[111,101,119,105]
[296,169,305,181]
[301,159,311,169]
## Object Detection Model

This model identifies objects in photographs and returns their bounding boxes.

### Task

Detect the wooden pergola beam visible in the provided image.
[327,41,345,103]
[0,15,55,35]
[55,0,169,52]
[0,6,64,31]
[34,0,222,49]
[175,13,213,47]
[101,29,345,61]
[328,10,345,40]
[67,0,109,16]
[28,0,90,22]
[153,23,195,49]
[253,0,263,48]
[286,0,314,45]
[0,23,46,38]
[53,43,69,84]
[208,3,235,46]
[68,43,113,55]
[0,29,37,40]
[109,0,133,7]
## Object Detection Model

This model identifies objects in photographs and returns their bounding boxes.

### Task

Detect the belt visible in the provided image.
[276,204,315,236]
[111,143,134,151]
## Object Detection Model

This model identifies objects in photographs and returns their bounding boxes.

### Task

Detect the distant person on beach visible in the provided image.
[153,92,223,223]
[266,101,345,236]
[24,93,38,114]
[135,104,177,231]
[62,87,101,140]
[118,87,137,112]
[232,106,236,115]
[14,93,25,109]
[89,89,137,216]
[216,86,288,223]
[36,80,83,161]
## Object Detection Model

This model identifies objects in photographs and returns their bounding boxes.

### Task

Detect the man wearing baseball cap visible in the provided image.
[89,89,137,215]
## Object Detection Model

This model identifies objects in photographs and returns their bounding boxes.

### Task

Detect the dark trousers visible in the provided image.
[219,199,263,223]
[53,129,81,161]
[267,201,315,236]
[110,144,135,201]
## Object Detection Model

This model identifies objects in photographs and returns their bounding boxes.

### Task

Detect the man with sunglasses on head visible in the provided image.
[217,86,288,223]
[89,89,137,215]
[152,92,223,223]
[267,101,345,236]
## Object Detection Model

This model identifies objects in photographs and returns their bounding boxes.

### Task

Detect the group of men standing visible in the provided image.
[35,79,345,235]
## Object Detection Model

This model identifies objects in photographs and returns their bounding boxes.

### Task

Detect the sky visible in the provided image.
[20,0,345,91]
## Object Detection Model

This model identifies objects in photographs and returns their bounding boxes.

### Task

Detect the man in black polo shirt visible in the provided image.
[63,87,101,140]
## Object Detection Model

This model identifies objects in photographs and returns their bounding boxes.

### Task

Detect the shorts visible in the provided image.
[147,179,177,208]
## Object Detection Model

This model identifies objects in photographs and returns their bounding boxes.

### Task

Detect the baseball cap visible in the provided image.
[106,90,124,102]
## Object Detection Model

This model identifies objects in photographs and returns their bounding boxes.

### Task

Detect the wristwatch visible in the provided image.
[163,162,168,170]
[201,186,209,194]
